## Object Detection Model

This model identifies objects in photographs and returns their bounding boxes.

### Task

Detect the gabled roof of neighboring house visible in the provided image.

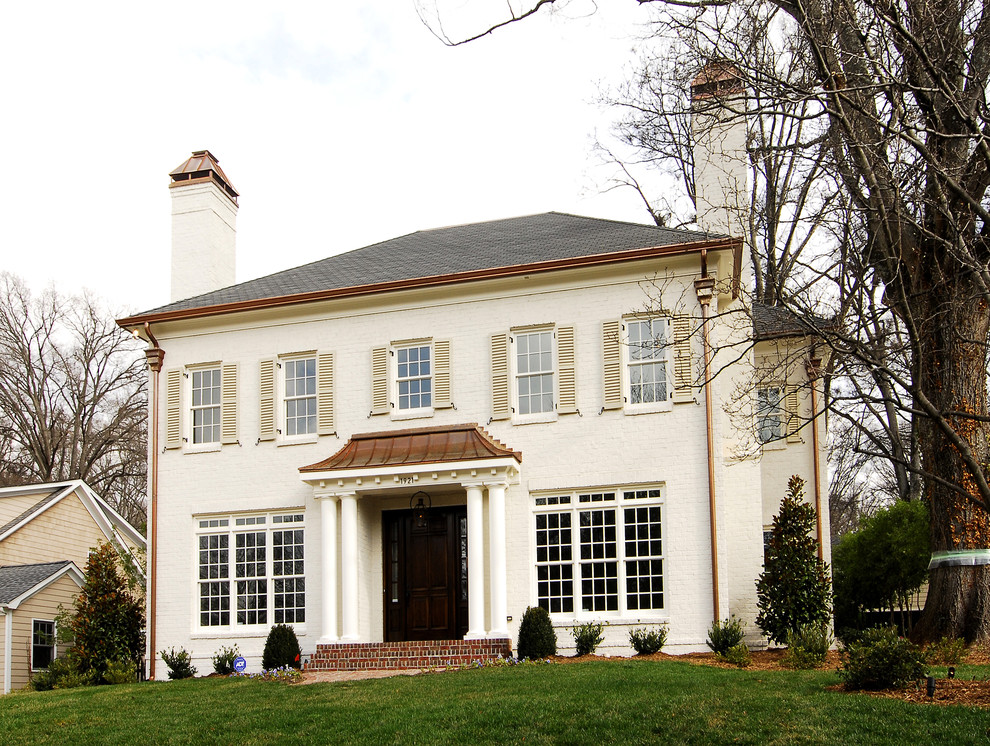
[0,481,146,554]
[300,424,522,473]
[119,212,740,326]
[0,560,83,608]
[752,302,836,341]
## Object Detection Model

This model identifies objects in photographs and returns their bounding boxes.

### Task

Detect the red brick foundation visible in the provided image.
[305,639,513,671]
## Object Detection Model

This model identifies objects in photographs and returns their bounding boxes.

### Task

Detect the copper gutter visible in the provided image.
[142,322,164,681]
[118,237,742,328]
[806,358,824,559]
[695,252,719,621]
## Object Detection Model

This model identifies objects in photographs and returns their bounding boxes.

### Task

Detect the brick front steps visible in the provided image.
[305,639,512,671]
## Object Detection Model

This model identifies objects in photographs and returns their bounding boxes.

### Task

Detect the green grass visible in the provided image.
[2,660,989,745]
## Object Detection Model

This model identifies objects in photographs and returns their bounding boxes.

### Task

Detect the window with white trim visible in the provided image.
[191,368,221,444]
[32,619,56,670]
[396,344,432,411]
[515,329,554,415]
[283,357,317,436]
[197,513,305,628]
[756,386,784,443]
[627,318,670,405]
[534,487,664,616]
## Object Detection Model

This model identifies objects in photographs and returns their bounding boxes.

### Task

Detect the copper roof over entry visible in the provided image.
[299,424,521,473]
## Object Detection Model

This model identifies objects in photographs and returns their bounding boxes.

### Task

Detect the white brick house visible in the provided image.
[119,143,829,676]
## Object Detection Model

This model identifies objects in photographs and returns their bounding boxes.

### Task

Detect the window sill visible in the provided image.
[760,438,788,451]
[191,625,307,639]
[392,408,434,422]
[546,615,668,626]
[277,436,319,448]
[513,412,558,426]
[184,444,222,455]
[623,402,673,416]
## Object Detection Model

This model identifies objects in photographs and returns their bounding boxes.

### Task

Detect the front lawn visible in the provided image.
[2,659,988,745]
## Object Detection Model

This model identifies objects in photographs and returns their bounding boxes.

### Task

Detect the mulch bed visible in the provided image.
[553,648,990,709]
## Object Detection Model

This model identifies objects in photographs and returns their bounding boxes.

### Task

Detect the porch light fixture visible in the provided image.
[410,491,432,528]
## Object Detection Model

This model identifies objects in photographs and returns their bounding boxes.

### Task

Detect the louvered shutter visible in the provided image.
[672,315,694,400]
[785,384,801,441]
[557,326,577,414]
[221,363,238,444]
[165,368,182,449]
[258,358,276,442]
[371,346,389,415]
[602,320,622,410]
[434,340,452,409]
[490,332,510,420]
[317,352,335,434]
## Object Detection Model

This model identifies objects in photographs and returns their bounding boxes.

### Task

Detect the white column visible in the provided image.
[3,608,11,694]
[487,482,509,638]
[340,493,360,642]
[465,482,487,639]
[317,494,339,643]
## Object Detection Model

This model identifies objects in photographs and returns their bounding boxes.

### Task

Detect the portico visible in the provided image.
[299,424,521,646]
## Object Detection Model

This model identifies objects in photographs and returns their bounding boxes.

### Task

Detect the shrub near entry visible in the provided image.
[517,606,557,660]
[572,622,605,656]
[263,624,302,670]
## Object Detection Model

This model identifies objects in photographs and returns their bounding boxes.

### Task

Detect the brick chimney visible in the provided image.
[691,63,748,238]
[169,150,239,302]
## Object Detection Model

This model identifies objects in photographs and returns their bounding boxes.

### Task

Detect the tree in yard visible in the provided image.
[756,475,832,644]
[422,0,990,643]
[58,542,145,682]
[0,272,147,529]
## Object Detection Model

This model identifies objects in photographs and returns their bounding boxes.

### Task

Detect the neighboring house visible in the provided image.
[0,481,146,693]
[119,113,830,676]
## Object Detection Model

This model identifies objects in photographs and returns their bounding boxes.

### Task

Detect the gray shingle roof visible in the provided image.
[0,561,75,604]
[140,212,719,316]
[0,487,64,538]
[752,302,834,340]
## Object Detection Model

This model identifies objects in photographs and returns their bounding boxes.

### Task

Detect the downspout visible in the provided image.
[143,322,164,681]
[806,357,824,559]
[695,251,720,621]
[3,606,12,694]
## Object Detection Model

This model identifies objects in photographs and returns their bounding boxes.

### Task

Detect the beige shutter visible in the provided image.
[602,320,622,410]
[165,368,182,449]
[672,315,694,400]
[258,358,276,442]
[785,384,801,442]
[317,352,335,434]
[490,332,511,420]
[557,326,577,414]
[433,339,452,409]
[221,363,238,445]
[371,346,389,415]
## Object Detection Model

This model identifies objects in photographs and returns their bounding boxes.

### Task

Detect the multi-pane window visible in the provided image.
[397,345,432,410]
[627,319,669,404]
[534,487,663,616]
[197,513,305,628]
[516,330,554,415]
[191,368,221,444]
[284,358,317,436]
[32,620,55,670]
[756,386,784,443]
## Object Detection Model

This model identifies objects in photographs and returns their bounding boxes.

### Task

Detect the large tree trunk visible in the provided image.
[913,282,990,644]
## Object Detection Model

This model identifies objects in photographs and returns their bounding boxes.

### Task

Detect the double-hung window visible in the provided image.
[283,357,317,437]
[370,339,451,418]
[534,486,664,617]
[515,330,554,415]
[396,344,432,411]
[627,318,669,405]
[31,619,56,670]
[197,512,306,629]
[191,368,221,444]
[756,386,784,443]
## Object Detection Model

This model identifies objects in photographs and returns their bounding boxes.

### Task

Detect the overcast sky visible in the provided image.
[1,2,658,313]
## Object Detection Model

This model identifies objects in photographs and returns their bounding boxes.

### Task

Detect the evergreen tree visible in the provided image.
[756,476,832,644]
[61,542,145,680]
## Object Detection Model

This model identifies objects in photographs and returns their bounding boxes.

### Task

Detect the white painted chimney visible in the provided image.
[691,64,749,239]
[169,150,238,302]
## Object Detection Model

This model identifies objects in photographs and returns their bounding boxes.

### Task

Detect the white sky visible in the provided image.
[1,2,658,313]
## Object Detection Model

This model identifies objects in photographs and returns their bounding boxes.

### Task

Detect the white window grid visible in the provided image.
[627,319,669,405]
[196,513,305,629]
[756,386,784,443]
[283,357,317,436]
[396,344,432,410]
[191,368,221,444]
[515,330,554,415]
[533,487,664,617]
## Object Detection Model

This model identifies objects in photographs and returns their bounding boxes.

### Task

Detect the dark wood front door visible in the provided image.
[384,507,468,642]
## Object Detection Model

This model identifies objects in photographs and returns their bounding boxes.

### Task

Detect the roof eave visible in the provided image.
[117,236,742,329]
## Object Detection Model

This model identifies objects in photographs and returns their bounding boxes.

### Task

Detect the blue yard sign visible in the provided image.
[233,656,247,673]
